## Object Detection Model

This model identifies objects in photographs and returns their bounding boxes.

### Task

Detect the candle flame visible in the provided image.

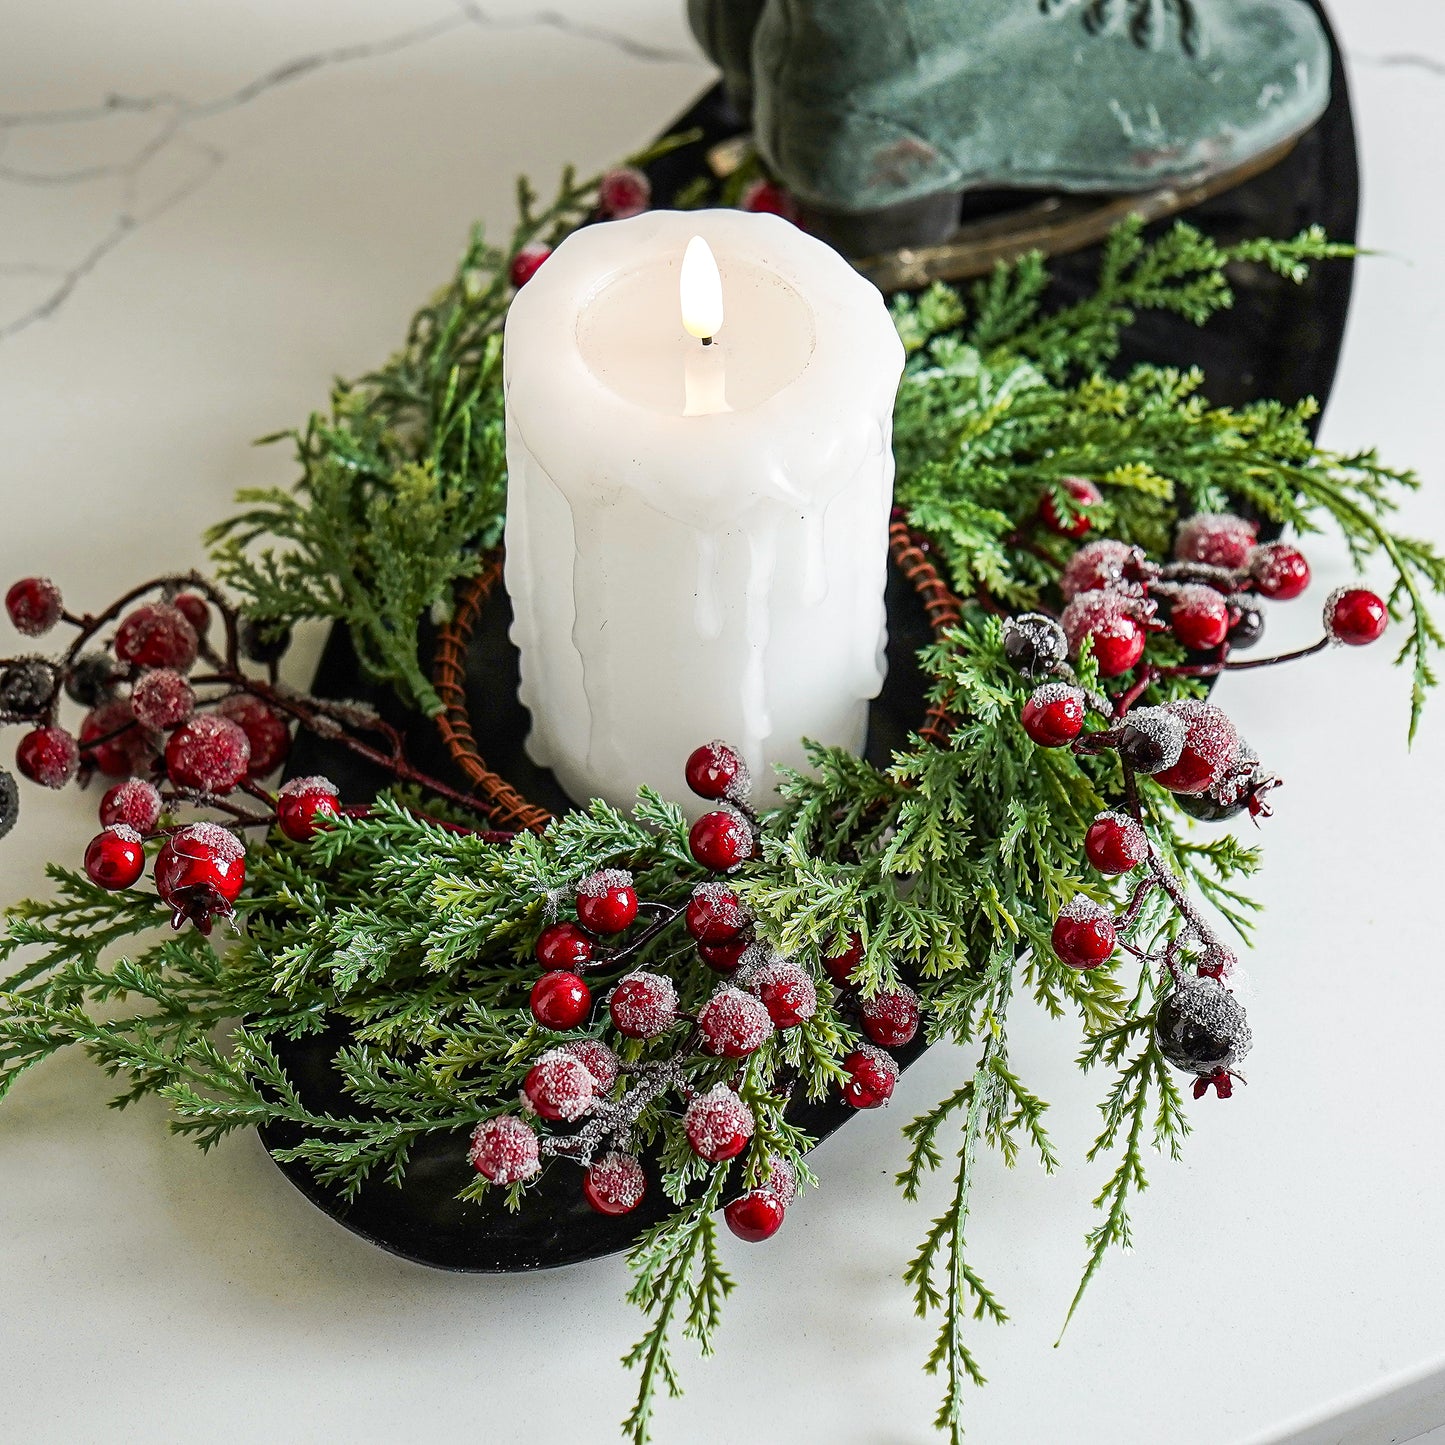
[680,236,724,340]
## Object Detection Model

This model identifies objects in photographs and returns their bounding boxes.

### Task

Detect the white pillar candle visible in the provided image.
[502,208,904,812]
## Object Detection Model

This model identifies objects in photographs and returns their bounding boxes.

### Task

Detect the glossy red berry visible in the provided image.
[609,971,678,1038]
[575,869,638,934]
[724,1189,787,1242]
[114,602,199,671]
[521,1050,595,1122]
[1051,897,1116,970]
[276,775,341,842]
[1167,585,1230,651]
[217,694,292,777]
[1249,542,1311,600]
[822,932,864,987]
[5,577,62,636]
[530,972,592,1031]
[1039,476,1102,538]
[100,777,162,833]
[597,165,651,218]
[583,1152,647,1216]
[131,669,195,729]
[752,958,817,1030]
[1326,587,1388,646]
[685,883,748,944]
[1150,700,1239,796]
[683,1084,753,1162]
[80,699,156,777]
[535,922,594,972]
[698,937,750,972]
[859,985,921,1048]
[685,740,748,801]
[509,244,550,288]
[689,809,753,871]
[1062,589,1148,677]
[468,1115,540,1184]
[153,822,246,933]
[698,986,774,1057]
[172,592,210,635]
[1021,684,1086,747]
[16,726,79,788]
[165,715,250,794]
[1174,513,1257,570]
[1084,811,1148,874]
[841,1045,898,1109]
[84,825,145,889]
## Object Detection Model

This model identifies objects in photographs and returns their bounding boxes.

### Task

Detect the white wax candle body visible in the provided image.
[503,210,904,812]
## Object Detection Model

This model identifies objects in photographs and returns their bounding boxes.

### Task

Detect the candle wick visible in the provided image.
[700,335,714,347]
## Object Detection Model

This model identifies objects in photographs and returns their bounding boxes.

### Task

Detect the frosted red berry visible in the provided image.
[685,883,748,944]
[597,165,651,219]
[609,971,678,1039]
[1061,539,1141,601]
[1039,476,1102,538]
[276,775,341,842]
[1051,896,1116,970]
[1084,811,1148,874]
[1150,700,1239,795]
[1174,513,1257,570]
[741,178,796,219]
[84,825,145,889]
[822,932,864,987]
[690,808,753,871]
[217,694,292,777]
[16,726,79,788]
[509,244,550,288]
[114,602,199,672]
[841,1045,898,1109]
[859,985,921,1048]
[535,922,594,972]
[683,1084,753,1162]
[725,1190,787,1242]
[698,985,774,1057]
[100,777,162,833]
[752,957,817,1029]
[685,740,748,801]
[468,1115,540,1184]
[172,592,210,635]
[1249,541,1311,600]
[6,577,62,636]
[575,869,638,934]
[80,699,156,777]
[154,822,246,933]
[1326,587,1388,646]
[530,971,592,1031]
[521,1050,596,1122]
[131,669,195,729]
[584,1152,647,1216]
[559,1038,618,1092]
[1022,684,1086,747]
[165,715,251,794]
[1167,585,1230,651]
[698,937,750,972]
[1062,589,1147,677]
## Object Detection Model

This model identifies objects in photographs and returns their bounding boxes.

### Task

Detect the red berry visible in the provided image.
[597,165,651,219]
[1249,541,1311,600]
[16,726,79,788]
[468,1115,540,1184]
[822,932,864,987]
[530,971,592,1031]
[698,985,774,1057]
[535,922,594,971]
[114,602,199,671]
[1051,897,1116,970]
[164,715,251,794]
[583,1152,647,1215]
[683,1084,753,1162]
[741,178,797,219]
[509,244,550,288]
[841,1045,898,1109]
[762,1153,798,1205]
[752,957,817,1030]
[172,592,210,635]
[685,883,748,944]
[84,825,145,889]
[80,698,156,777]
[575,869,638,934]
[1061,589,1148,677]
[521,1050,596,1122]
[859,985,920,1048]
[559,1038,618,1092]
[5,577,63,636]
[100,777,162,833]
[1326,587,1388,646]
[275,775,341,842]
[131,669,195,729]
[724,1189,787,1242]
[609,972,678,1038]
[1039,476,1102,538]
[684,740,748,801]
[217,694,292,777]
[1167,585,1230,651]
[1174,513,1257,570]
[1084,811,1148,874]
[690,808,754,870]
[154,822,246,934]
[1060,539,1141,601]
[698,937,750,972]
[1021,684,1086,747]
[1151,700,1239,795]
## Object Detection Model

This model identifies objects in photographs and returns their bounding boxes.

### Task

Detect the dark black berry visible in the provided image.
[1002,613,1068,678]
[240,617,292,664]
[1227,603,1265,650]
[1174,790,1248,822]
[0,767,17,839]
[0,658,56,716]
[1117,706,1186,775]
[65,651,121,708]
[1154,979,1251,1076]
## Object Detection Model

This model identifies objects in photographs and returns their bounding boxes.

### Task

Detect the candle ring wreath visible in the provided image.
[3,126,1444,1441]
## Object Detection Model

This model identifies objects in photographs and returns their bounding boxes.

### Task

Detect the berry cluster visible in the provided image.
[1010,512,1390,1098]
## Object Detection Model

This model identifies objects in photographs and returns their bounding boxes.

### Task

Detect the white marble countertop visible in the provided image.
[3,2,1445,1442]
